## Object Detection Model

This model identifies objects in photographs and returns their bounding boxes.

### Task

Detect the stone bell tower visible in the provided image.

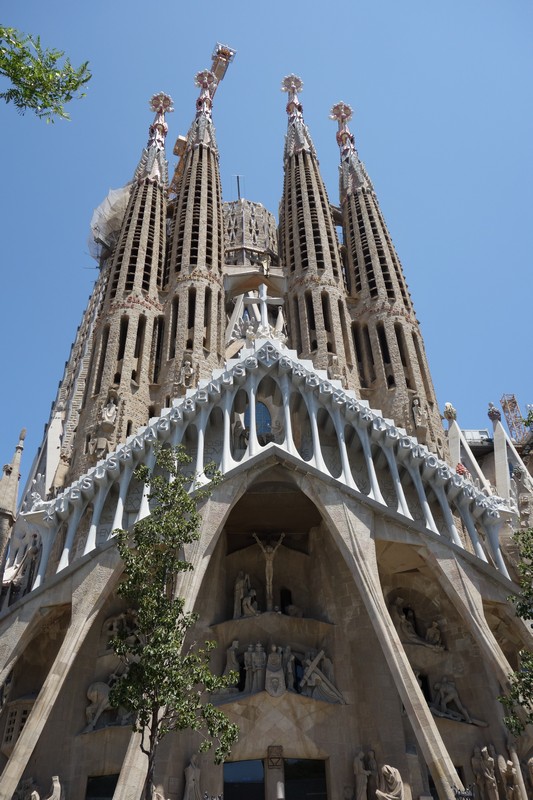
[159,68,227,402]
[279,76,359,389]
[331,101,447,456]
[70,93,174,479]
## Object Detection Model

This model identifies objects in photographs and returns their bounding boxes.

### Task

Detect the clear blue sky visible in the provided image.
[1,1,532,494]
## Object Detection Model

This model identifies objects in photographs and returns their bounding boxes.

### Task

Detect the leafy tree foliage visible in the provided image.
[500,527,533,736]
[110,446,238,800]
[0,26,91,121]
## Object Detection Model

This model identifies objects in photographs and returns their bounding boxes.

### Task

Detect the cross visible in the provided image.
[243,283,284,331]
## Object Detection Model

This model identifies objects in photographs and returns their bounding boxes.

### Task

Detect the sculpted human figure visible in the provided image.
[376,765,404,800]
[223,640,240,684]
[251,642,266,693]
[425,621,443,648]
[183,754,202,800]
[480,747,499,800]
[242,589,260,617]
[100,396,118,426]
[502,759,520,800]
[233,571,250,618]
[180,359,195,389]
[364,750,378,800]
[243,644,254,693]
[253,532,285,611]
[432,676,472,723]
[353,750,371,800]
[283,645,295,691]
[471,747,485,800]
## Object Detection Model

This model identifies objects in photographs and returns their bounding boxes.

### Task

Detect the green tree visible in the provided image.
[110,446,238,800]
[500,527,533,736]
[0,25,91,121]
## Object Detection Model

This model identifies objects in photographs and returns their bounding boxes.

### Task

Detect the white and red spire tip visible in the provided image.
[281,74,304,119]
[149,92,174,115]
[195,70,217,116]
[330,101,356,152]
[329,101,353,124]
[281,74,303,95]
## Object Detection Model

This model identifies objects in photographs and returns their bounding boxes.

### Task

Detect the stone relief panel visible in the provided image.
[213,640,344,705]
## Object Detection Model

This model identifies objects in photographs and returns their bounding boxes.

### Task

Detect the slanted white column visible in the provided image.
[57,498,86,572]
[84,479,112,555]
[355,422,385,504]
[112,458,135,531]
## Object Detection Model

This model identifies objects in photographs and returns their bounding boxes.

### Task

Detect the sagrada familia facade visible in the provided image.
[1,45,533,800]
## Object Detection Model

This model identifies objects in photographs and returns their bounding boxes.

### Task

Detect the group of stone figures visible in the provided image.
[12,776,63,800]
[82,609,140,733]
[233,534,294,615]
[471,745,531,800]
[217,640,344,704]
[350,752,404,800]
[389,597,487,727]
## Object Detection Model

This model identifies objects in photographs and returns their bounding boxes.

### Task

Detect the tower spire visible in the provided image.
[0,429,25,573]
[133,92,174,185]
[329,101,371,195]
[161,66,227,398]
[331,102,447,457]
[279,78,358,386]
[69,95,173,479]
[281,74,317,159]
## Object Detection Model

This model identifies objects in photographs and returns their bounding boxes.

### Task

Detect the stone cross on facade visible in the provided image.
[244,283,284,336]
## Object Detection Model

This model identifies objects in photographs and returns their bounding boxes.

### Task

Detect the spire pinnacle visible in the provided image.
[195,70,217,118]
[330,101,370,195]
[281,74,304,120]
[281,75,316,160]
[147,92,174,150]
[133,92,173,185]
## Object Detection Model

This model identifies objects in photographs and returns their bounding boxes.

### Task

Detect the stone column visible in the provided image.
[265,745,285,800]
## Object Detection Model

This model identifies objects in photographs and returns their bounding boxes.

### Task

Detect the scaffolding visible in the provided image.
[501,393,528,443]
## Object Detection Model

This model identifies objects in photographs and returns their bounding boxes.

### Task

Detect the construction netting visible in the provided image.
[88,184,132,261]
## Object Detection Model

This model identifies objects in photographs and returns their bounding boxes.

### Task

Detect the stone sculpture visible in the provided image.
[376,765,404,800]
[253,532,285,611]
[183,754,202,800]
[215,639,344,704]
[353,750,371,800]
[471,747,485,799]
[424,620,443,648]
[251,642,267,693]
[501,759,520,800]
[223,640,241,686]
[265,644,286,697]
[300,650,345,704]
[364,750,379,800]
[179,359,195,389]
[241,588,260,616]
[430,676,474,724]
[233,571,251,618]
[480,746,499,800]
[243,644,254,693]
[390,597,444,651]
[284,645,296,691]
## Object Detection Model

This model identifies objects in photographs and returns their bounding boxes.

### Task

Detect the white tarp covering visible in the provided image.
[88,184,132,260]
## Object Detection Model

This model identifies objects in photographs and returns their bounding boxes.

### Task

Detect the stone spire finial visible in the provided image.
[147,92,174,151]
[330,101,369,195]
[281,74,304,120]
[281,75,316,160]
[195,70,217,118]
[133,93,173,185]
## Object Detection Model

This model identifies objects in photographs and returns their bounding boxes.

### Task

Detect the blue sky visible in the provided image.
[1,0,532,493]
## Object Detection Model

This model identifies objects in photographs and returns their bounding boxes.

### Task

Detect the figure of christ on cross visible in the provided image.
[252,532,285,611]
